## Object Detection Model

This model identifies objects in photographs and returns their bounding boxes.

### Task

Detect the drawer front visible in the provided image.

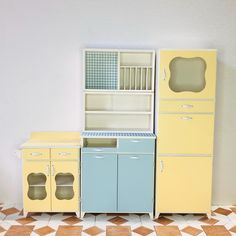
[158,114,214,155]
[118,138,155,153]
[51,148,79,160]
[22,148,50,159]
[82,147,117,153]
[159,100,214,113]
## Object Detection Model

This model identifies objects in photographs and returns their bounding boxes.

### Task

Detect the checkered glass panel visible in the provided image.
[85,51,118,89]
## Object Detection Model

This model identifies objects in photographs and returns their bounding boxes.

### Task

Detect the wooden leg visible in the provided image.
[75,212,80,218]
[207,212,211,219]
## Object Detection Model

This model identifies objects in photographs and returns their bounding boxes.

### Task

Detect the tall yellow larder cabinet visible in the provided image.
[156,50,217,217]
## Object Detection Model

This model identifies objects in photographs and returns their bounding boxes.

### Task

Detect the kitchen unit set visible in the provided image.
[21,49,217,219]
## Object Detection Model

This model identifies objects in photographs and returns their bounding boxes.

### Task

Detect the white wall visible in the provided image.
[0,0,236,205]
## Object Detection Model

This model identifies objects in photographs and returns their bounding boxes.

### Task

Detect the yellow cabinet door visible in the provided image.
[23,160,51,212]
[158,114,214,155]
[156,156,212,214]
[158,50,216,99]
[51,160,79,212]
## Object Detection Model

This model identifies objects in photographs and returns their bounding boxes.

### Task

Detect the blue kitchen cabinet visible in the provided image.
[81,153,117,213]
[118,154,154,213]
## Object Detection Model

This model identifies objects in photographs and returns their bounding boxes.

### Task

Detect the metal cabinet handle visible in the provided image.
[130,140,141,143]
[130,156,139,160]
[160,160,164,173]
[163,68,166,80]
[181,116,193,120]
[51,164,55,176]
[93,148,103,152]
[181,104,194,109]
[59,152,71,156]
[30,152,42,156]
[46,165,50,176]
[94,155,104,159]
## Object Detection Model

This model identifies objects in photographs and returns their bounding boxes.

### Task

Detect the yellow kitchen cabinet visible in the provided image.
[158,50,216,99]
[156,156,212,216]
[23,159,51,212]
[21,132,81,217]
[51,160,79,212]
[158,114,214,155]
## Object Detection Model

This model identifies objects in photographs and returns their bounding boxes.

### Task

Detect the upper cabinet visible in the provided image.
[84,50,155,91]
[158,50,217,99]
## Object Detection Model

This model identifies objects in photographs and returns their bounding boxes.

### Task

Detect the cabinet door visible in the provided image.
[51,160,79,212]
[159,50,216,99]
[156,156,212,214]
[23,160,51,212]
[81,153,117,212]
[158,114,214,155]
[118,154,154,213]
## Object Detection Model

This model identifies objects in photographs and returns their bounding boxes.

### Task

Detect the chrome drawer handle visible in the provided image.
[130,156,139,160]
[181,104,194,109]
[130,140,141,143]
[94,155,104,159]
[181,116,193,120]
[30,152,42,156]
[93,148,103,152]
[59,152,71,156]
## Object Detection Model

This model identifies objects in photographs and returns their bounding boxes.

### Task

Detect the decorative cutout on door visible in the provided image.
[27,173,47,200]
[55,173,74,200]
[169,57,206,92]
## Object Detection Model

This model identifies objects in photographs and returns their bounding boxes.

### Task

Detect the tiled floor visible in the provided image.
[0,203,236,235]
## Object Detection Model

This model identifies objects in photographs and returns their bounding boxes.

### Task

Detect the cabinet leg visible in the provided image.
[75,212,80,218]
[80,211,85,219]
[155,212,160,219]
[149,212,154,220]
[23,210,28,218]
[206,212,212,219]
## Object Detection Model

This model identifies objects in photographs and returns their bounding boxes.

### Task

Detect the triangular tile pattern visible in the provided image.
[1,205,236,235]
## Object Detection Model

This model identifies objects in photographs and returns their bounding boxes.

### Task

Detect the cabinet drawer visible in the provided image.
[22,148,50,159]
[51,148,79,159]
[82,147,117,153]
[159,100,214,113]
[158,114,214,155]
[118,138,155,153]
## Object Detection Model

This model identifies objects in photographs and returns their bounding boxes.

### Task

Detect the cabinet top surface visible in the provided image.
[21,132,81,148]
[82,131,156,139]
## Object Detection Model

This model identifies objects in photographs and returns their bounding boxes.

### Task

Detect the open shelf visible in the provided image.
[84,138,117,148]
[55,173,74,186]
[85,93,152,112]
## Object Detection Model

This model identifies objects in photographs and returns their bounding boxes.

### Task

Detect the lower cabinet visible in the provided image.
[81,153,154,213]
[22,148,80,215]
[156,156,212,214]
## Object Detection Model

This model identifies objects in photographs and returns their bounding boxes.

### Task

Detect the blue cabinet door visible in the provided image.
[118,154,154,213]
[81,153,117,212]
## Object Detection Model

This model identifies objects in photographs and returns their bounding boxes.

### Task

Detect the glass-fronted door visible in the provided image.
[159,50,216,99]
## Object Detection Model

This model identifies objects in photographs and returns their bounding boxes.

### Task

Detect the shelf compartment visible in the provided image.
[85,93,152,112]
[120,66,152,90]
[28,186,47,200]
[55,173,74,186]
[85,113,152,131]
[55,186,74,200]
[83,138,117,148]
[27,173,47,186]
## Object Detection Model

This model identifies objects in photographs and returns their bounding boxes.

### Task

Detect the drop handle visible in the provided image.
[130,140,141,143]
[130,156,139,160]
[30,152,42,156]
[93,148,103,152]
[59,152,70,156]
[181,104,194,109]
[94,156,104,159]
[160,160,164,173]
[181,116,193,120]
